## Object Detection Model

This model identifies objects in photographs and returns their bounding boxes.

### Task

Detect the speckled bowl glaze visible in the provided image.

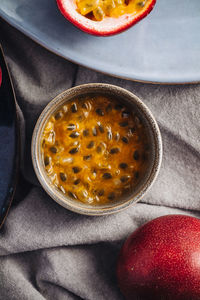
[32,83,162,216]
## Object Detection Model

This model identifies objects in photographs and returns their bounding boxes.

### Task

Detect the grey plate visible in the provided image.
[1,0,200,84]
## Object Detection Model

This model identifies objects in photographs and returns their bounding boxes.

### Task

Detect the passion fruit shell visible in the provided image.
[56,0,156,36]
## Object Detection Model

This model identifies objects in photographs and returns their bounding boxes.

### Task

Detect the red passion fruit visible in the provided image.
[117,215,200,300]
[56,0,156,36]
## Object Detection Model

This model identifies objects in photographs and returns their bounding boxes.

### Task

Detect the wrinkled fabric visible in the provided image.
[0,19,200,300]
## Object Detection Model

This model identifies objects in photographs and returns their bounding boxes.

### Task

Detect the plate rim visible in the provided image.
[1,9,200,85]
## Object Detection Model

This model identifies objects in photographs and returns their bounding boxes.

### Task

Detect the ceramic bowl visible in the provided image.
[31,83,162,216]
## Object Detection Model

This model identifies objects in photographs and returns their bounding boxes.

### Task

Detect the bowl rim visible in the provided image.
[31,83,162,216]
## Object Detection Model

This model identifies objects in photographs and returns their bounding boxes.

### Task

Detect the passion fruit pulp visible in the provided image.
[56,0,156,36]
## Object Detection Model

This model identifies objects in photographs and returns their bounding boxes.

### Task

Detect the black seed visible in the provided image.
[98,189,104,196]
[119,163,128,169]
[69,147,79,154]
[133,150,140,160]
[42,139,45,148]
[60,172,67,182]
[96,108,104,116]
[72,166,82,173]
[96,146,102,153]
[108,192,115,200]
[114,104,123,111]
[82,103,88,109]
[106,104,112,112]
[98,124,104,133]
[87,141,94,149]
[119,121,129,127]
[92,127,98,136]
[103,173,112,179]
[44,156,50,166]
[122,136,129,144]
[129,127,136,134]
[67,124,76,131]
[107,131,112,140]
[83,129,89,137]
[71,103,78,113]
[68,191,77,199]
[137,1,145,7]
[50,146,57,153]
[120,175,130,183]
[110,147,120,154]
[74,179,81,185]
[122,111,130,118]
[83,155,92,161]
[135,171,139,179]
[55,112,62,120]
[69,132,79,138]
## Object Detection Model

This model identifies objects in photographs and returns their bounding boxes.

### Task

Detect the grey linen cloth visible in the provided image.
[0,19,200,300]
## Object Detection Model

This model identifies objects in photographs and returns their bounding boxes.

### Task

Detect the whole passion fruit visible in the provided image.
[117,215,200,300]
[56,0,156,36]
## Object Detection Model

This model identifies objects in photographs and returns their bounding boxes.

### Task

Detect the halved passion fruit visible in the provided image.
[56,0,156,36]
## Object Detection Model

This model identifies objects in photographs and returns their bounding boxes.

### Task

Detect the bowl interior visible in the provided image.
[32,84,162,215]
